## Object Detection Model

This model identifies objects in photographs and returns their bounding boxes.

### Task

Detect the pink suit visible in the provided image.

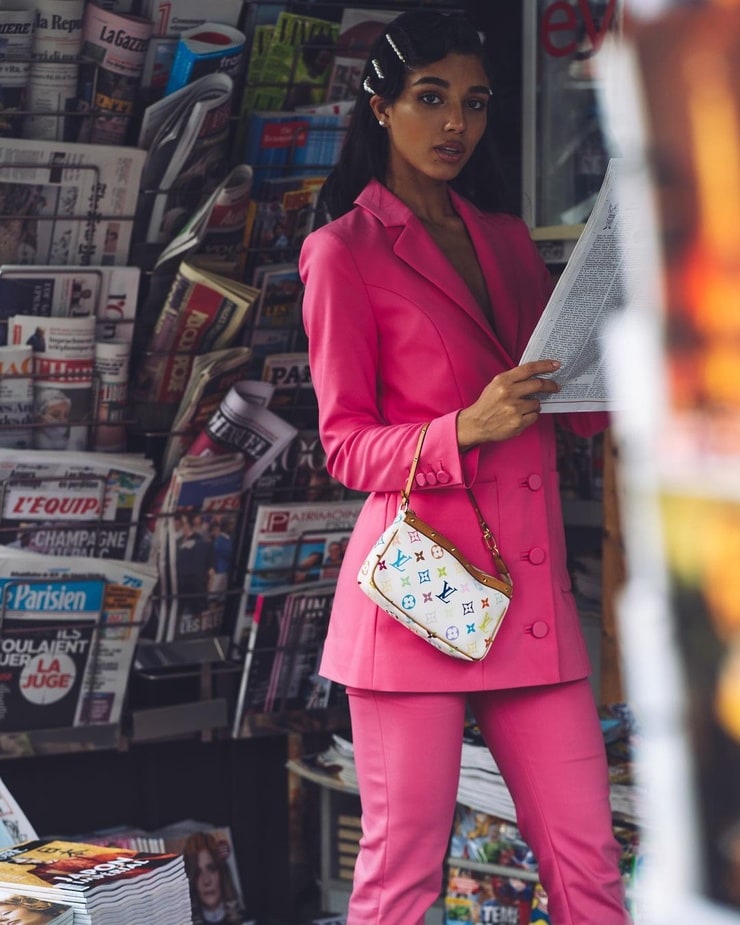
[300,179,630,924]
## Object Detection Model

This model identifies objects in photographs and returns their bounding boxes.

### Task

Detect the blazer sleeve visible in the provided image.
[300,225,467,495]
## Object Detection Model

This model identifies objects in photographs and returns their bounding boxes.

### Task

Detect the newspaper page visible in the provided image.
[0,346,33,451]
[74,4,153,146]
[0,548,157,726]
[186,380,298,488]
[519,158,633,412]
[0,449,155,560]
[22,0,85,142]
[92,339,129,452]
[135,72,234,246]
[0,138,145,266]
[8,314,95,452]
[0,9,35,138]
[0,265,140,346]
[160,346,254,478]
[0,571,105,732]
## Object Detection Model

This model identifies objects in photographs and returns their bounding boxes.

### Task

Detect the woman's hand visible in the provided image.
[456,360,561,450]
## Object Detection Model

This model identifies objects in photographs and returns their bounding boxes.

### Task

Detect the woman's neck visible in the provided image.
[384,174,454,226]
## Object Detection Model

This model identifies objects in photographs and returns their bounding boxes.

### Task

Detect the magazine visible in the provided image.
[0,346,33,451]
[253,428,344,504]
[231,497,363,654]
[74,3,154,146]
[160,452,246,642]
[324,8,397,103]
[0,265,140,347]
[0,890,72,924]
[165,21,246,95]
[0,839,190,922]
[0,137,145,266]
[8,314,95,453]
[22,0,85,142]
[0,778,37,848]
[252,261,302,331]
[130,260,259,430]
[0,448,156,560]
[186,380,298,489]
[160,346,254,478]
[136,71,235,246]
[140,0,245,95]
[249,12,339,113]
[261,350,317,427]
[265,580,335,713]
[153,162,254,276]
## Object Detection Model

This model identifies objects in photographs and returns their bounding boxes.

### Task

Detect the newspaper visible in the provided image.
[0,265,140,346]
[231,498,364,654]
[0,9,35,138]
[136,71,234,246]
[0,570,105,732]
[0,448,155,560]
[130,260,259,430]
[74,4,153,146]
[520,158,631,412]
[186,380,298,488]
[8,314,95,452]
[0,547,157,726]
[165,21,245,94]
[92,339,129,452]
[160,347,253,478]
[0,137,145,266]
[22,0,85,142]
[0,346,33,451]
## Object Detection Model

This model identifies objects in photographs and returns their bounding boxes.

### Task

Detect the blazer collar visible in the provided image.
[355,179,515,361]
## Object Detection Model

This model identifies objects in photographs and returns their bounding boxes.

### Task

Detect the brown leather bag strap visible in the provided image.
[401,423,429,507]
[400,423,511,584]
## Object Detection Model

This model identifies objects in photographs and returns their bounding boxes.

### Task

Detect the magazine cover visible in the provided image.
[231,497,363,654]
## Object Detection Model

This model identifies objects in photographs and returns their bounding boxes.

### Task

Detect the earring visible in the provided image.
[379,119,387,127]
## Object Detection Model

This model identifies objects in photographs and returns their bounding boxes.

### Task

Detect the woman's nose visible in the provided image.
[445,104,466,132]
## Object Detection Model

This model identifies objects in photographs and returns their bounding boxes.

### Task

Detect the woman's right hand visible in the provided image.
[456,360,561,450]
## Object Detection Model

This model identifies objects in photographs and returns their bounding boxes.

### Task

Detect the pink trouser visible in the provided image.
[346,679,631,925]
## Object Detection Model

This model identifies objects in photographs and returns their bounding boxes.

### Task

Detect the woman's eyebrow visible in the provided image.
[409,75,491,94]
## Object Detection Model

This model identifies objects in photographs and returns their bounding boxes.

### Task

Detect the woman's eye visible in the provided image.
[418,92,442,105]
[468,98,488,112]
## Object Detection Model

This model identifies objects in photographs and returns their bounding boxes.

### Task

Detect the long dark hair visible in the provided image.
[320,10,514,220]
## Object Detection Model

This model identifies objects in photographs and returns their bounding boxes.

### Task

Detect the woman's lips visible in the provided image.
[434,143,465,163]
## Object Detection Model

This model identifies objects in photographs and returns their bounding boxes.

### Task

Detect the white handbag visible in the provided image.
[357,424,513,661]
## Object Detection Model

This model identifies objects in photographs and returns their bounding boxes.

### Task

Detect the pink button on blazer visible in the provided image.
[299,179,608,692]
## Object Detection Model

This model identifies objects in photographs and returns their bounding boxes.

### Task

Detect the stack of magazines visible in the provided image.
[0,839,191,924]
[0,887,74,924]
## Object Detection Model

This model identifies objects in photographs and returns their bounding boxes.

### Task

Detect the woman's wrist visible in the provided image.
[456,408,480,452]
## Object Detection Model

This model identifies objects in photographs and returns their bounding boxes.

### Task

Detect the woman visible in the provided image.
[300,11,630,925]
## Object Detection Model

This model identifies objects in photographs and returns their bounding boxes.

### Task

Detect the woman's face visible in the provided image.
[372,52,491,187]
[195,849,222,910]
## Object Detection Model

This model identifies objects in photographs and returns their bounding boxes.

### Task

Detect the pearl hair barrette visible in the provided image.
[385,33,406,63]
[363,77,374,94]
[371,58,385,80]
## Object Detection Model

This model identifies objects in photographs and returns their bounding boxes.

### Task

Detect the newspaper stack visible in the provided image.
[0,840,192,925]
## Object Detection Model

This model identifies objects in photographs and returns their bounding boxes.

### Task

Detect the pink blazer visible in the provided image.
[299,179,607,692]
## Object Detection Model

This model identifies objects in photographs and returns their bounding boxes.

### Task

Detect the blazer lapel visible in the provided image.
[356,181,512,352]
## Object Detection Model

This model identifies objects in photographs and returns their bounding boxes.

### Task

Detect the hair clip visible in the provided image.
[371,58,385,80]
[362,76,374,94]
[385,33,406,64]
